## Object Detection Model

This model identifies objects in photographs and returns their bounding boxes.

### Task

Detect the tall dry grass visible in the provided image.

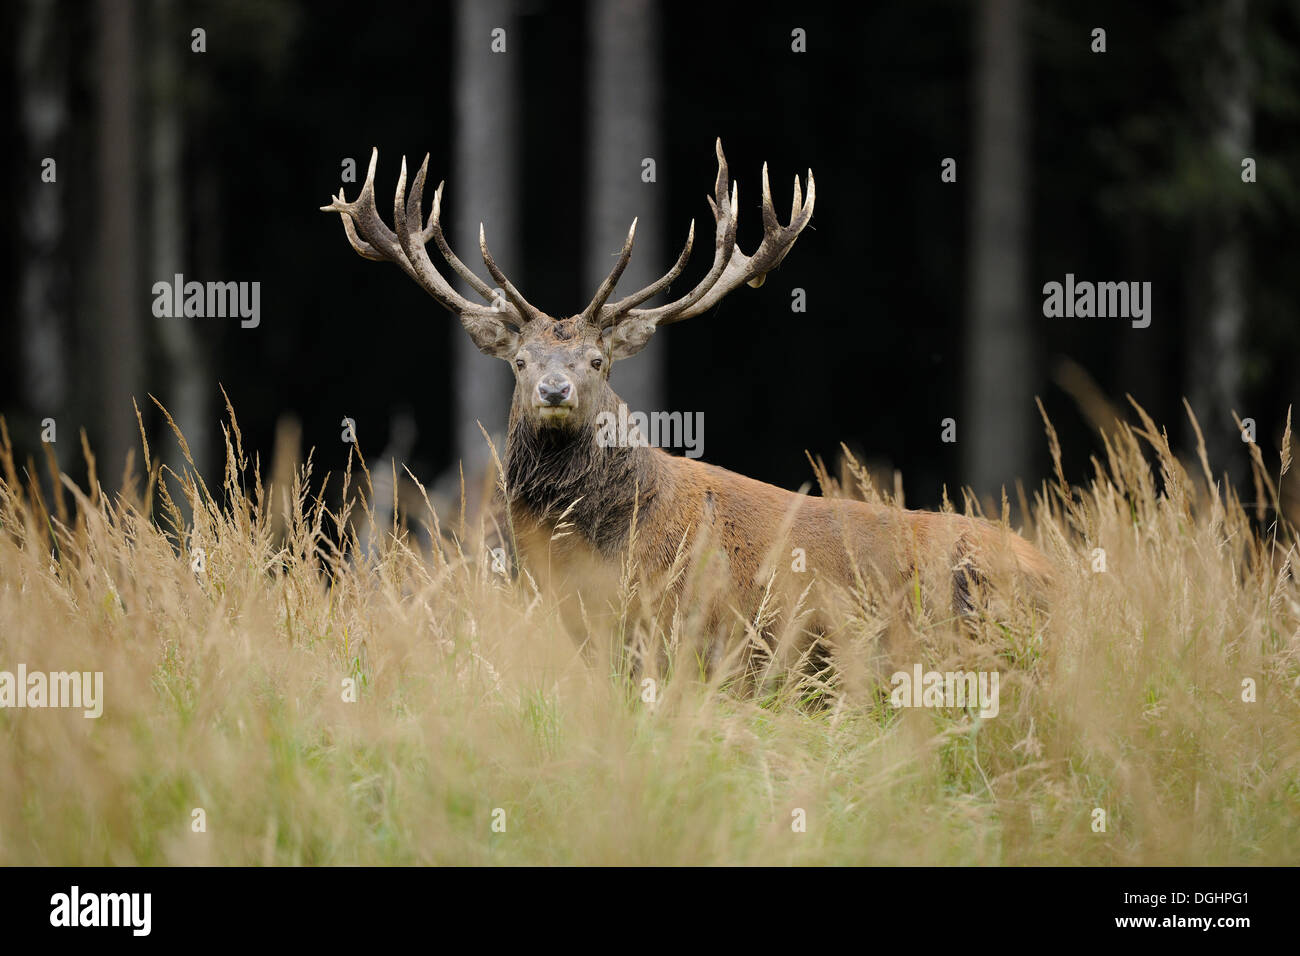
[0,394,1296,865]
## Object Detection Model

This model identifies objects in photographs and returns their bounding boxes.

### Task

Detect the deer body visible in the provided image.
[505,379,1051,665]
[324,141,1052,670]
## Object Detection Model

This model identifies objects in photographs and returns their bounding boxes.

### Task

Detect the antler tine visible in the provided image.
[418,164,499,306]
[395,155,522,324]
[334,201,387,261]
[324,147,512,323]
[320,148,399,263]
[589,138,740,331]
[479,224,548,324]
[405,157,525,323]
[760,161,778,232]
[618,158,739,328]
[579,218,638,325]
[620,139,814,328]
[713,136,730,211]
[600,219,696,325]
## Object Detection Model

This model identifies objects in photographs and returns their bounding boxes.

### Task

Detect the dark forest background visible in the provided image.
[2,0,1298,521]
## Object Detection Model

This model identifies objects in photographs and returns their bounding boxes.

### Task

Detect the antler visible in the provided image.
[590,138,815,331]
[321,148,542,328]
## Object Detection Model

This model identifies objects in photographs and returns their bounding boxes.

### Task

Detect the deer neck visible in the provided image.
[504,391,659,555]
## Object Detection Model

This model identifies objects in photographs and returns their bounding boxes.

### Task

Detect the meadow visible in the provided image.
[0,395,1296,865]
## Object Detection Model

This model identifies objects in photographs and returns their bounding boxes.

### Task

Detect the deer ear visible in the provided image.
[602,317,657,360]
[459,312,520,359]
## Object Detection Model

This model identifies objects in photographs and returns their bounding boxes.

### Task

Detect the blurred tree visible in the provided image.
[1083,0,1300,488]
[1188,0,1251,489]
[964,0,1032,501]
[149,0,208,481]
[586,0,664,414]
[18,0,70,460]
[93,0,143,479]
[449,0,521,486]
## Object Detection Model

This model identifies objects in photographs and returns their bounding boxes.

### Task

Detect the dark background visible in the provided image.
[2,0,1297,517]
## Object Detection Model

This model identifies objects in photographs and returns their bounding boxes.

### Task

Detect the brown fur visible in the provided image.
[498,320,1054,677]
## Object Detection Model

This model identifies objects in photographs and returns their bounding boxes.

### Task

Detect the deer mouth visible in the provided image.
[535,404,576,424]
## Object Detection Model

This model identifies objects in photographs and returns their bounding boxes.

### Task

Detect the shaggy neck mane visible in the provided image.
[505,399,659,555]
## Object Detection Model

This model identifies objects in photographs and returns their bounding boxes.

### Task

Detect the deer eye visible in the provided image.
[591,357,603,370]
[515,358,526,370]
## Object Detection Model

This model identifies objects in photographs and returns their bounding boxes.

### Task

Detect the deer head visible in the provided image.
[321,140,814,435]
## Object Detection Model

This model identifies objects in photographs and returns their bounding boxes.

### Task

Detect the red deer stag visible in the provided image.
[323,141,1052,679]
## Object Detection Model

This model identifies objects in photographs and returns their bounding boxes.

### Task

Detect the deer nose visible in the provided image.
[537,377,572,406]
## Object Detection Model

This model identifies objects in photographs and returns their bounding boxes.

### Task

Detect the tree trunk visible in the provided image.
[19,0,70,461]
[586,0,664,414]
[1188,0,1250,490]
[963,0,1031,502]
[150,0,208,482]
[94,0,142,481]
[450,0,520,481]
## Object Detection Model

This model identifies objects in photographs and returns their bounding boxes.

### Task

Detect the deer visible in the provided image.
[323,140,1053,687]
